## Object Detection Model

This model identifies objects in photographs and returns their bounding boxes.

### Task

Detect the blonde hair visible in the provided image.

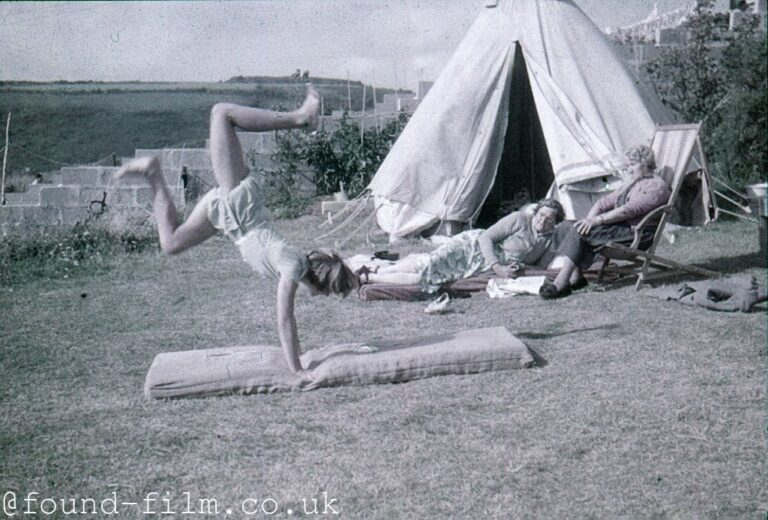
[305,250,359,296]
[625,145,656,171]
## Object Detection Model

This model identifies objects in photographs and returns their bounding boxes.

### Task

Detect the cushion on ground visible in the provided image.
[144,326,535,399]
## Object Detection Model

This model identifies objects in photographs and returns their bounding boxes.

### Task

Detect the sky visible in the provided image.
[0,1,691,90]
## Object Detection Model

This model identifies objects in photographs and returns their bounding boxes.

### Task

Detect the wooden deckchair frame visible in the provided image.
[596,123,720,289]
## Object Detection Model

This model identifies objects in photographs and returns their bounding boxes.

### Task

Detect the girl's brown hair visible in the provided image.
[305,250,359,296]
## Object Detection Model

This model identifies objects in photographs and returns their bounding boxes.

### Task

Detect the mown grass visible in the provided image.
[0,213,766,519]
[0,223,158,286]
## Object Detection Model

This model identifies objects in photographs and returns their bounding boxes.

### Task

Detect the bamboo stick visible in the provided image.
[1,112,11,205]
[347,70,352,113]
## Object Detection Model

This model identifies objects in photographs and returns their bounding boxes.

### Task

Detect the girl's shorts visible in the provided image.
[200,175,270,241]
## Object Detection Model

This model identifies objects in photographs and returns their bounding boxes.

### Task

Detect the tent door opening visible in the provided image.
[475,43,555,229]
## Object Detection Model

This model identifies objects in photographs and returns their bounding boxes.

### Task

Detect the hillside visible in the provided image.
[0,78,404,176]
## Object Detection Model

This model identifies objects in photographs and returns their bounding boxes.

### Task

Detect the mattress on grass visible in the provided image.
[358,270,552,301]
[358,265,616,301]
[144,326,534,399]
[358,272,496,301]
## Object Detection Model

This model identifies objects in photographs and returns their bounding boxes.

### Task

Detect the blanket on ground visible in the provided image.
[645,275,767,312]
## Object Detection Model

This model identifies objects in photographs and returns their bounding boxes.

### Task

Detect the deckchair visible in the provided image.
[596,123,720,289]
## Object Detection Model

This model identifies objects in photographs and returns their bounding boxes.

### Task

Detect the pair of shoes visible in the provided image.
[539,281,572,300]
[571,276,589,291]
[355,265,378,284]
[424,292,450,314]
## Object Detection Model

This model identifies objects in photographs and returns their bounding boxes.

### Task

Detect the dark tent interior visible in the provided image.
[476,43,555,228]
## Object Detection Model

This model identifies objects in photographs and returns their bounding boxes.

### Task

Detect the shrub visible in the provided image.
[0,222,157,285]
[643,0,767,190]
[247,142,312,220]
[252,112,409,217]
[304,112,410,197]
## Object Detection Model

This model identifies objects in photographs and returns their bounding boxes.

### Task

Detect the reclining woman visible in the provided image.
[115,86,358,375]
[359,199,565,294]
[539,144,671,299]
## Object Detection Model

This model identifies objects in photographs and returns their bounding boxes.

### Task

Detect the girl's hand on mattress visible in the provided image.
[295,369,315,383]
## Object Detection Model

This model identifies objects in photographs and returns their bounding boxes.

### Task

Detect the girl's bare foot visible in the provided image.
[295,84,320,130]
[114,156,162,182]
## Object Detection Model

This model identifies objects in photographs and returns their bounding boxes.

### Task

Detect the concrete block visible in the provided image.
[2,193,29,205]
[168,149,211,169]
[110,170,146,187]
[135,187,153,206]
[180,149,212,170]
[185,168,216,191]
[248,154,276,171]
[106,187,136,207]
[61,207,91,226]
[321,200,353,216]
[163,172,182,187]
[79,187,109,207]
[97,167,121,187]
[0,205,25,225]
[25,206,61,226]
[40,186,80,208]
[136,148,201,186]
[64,166,118,187]
[6,184,45,203]
[28,184,44,198]
[169,185,186,209]
[236,132,276,154]
[61,167,99,186]
[3,186,43,205]
[48,171,63,185]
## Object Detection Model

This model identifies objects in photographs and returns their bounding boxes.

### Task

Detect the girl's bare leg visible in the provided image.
[366,272,421,285]
[364,254,427,284]
[115,157,216,255]
[376,254,423,274]
[209,85,320,193]
[114,88,319,253]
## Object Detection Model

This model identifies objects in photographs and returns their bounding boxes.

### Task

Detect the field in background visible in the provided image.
[1,212,765,518]
[0,78,400,177]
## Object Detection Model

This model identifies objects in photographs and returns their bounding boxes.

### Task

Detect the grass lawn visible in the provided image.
[1,212,766,518]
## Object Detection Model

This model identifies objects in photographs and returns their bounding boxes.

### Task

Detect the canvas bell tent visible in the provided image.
[367,0,716,239]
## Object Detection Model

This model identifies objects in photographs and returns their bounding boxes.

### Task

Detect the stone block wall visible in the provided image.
[137,134,278,198]
[0,165,184,236]
[1,132,289,236]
